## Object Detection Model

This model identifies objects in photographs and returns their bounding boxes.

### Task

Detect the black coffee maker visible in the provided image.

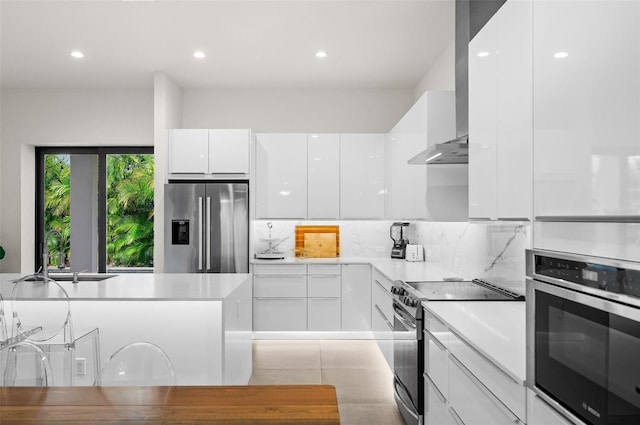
[390,222,410,259]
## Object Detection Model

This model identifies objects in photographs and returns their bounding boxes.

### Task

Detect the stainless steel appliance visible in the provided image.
[390,222,410,259]
[390,278,524,425]
[526,249,640,425]
[164,182,249,273]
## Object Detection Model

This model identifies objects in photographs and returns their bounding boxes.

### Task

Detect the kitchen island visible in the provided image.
[0,273,253,386]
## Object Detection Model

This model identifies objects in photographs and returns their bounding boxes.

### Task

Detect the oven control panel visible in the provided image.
[534,254,640,299]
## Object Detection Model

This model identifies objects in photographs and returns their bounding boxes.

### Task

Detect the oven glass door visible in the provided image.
[534,282,640,425]
[393,300,420,421]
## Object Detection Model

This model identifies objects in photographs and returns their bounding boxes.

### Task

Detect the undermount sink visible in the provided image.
[19,274,118,282]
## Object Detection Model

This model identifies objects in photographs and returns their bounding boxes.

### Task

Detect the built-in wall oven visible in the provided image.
[526,249,640,425]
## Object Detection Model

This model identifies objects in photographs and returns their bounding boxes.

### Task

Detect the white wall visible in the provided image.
[182,88,414,133]
[413,41,455,100]
[0,89,153,272]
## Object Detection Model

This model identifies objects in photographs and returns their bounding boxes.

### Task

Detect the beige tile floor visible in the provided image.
[249,340,405,425]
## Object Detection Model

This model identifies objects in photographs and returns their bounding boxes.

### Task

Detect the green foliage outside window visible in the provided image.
[44,154,154,269]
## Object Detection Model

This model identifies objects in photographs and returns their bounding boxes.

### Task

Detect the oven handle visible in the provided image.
[393,303,417,329]
[393,309,416,331]
[449,354,522,423]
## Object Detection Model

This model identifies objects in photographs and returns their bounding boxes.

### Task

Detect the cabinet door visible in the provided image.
[255,133,307,219]
[253,298,307,331]
[341,264,371,331]
[495,0,532,220]
[308,134,340,219]
[533,0,640,218]
[424,374,454,425]
[209,129,250,174]
[340,134,386,219]
[389,97,427,219]
[449,356,521,425]
[468,16,498,220]
[308,298,341,331]
[168,129,209,174]
[372,304,393,369]
[526,389,573,425]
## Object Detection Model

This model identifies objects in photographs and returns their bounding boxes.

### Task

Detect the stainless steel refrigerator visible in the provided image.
[164,182,249,273]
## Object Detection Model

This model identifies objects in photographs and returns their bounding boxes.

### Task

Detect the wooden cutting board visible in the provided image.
[295,225,340,258]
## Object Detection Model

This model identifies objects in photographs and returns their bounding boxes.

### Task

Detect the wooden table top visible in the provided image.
[0,385,341,424]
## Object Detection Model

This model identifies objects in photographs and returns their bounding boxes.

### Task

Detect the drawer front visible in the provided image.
[308,298,341,331]
[254,275,307,298]
[424,374,455,425]
[308,275,341,298]
[372,308,393,369]
[253,298,307,331]
[527,390,573,425]
[372,268,393,292]
[372,280,393,322]
[423,309,449,347]
[307,264,341,275]
[449,356,522,425]
[448,331,525,421]
[425,329,449,398]
[253,264,307,275]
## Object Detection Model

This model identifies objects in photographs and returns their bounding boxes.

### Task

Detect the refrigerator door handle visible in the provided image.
[206,196,212,270]
[198,196,203,271]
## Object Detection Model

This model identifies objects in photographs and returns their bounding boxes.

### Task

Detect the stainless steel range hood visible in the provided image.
[408,0,472,165]
[407,134,468,164]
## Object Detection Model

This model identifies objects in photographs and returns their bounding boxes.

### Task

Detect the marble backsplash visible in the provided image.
[252,220,531,294]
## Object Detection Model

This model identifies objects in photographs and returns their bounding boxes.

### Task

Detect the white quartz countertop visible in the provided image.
[0,273,251,301]
[424,300,526,384]
[252,257,466,282]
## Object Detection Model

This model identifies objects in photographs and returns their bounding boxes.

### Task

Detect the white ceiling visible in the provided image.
[0,0,454,90]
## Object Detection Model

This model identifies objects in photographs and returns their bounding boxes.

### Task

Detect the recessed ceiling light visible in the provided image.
[477,51,490,57]
[194,51,206,59]
[315,51,328,58]
[70,50,84,59]
[554,51,569,59]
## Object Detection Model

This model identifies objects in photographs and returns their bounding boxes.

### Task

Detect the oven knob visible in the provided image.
[402,296,419,307]
[391,286,405,295]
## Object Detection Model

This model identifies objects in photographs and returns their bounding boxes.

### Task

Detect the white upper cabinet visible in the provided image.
[168,129,250,175]
[307,134,340,219]
[168,129,210,174]
[340,133,386,219]
[255,133,308,219]
[469,16,498,220]
[468,0,532,220]
[533,0,640,219]
[389,97,428,219]
[208,129,251,174]
[496,0,532,220]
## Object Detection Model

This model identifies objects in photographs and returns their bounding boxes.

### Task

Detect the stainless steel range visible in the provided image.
[390,278,524,425]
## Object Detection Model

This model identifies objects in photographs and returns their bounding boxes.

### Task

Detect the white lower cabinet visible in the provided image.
[253,298,307,331]
[424,374,455,425]
[341,264,372,331]
[526,389,573,425]
[449,355,523,425]
[308,298,341,331]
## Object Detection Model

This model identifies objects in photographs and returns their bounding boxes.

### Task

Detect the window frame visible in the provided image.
[35,146,154,273]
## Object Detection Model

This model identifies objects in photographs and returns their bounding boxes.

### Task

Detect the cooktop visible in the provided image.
[404,279,525,302]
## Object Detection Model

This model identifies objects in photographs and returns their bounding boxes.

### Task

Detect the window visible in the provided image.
[36,147,154,273]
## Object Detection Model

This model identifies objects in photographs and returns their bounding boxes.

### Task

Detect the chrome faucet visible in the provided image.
[42,228,66,281]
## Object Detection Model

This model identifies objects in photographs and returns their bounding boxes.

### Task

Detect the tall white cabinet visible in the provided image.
[532,0,640,219]
[255,133,308,219]
[340,134,386,219]
[468,0,532,221]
